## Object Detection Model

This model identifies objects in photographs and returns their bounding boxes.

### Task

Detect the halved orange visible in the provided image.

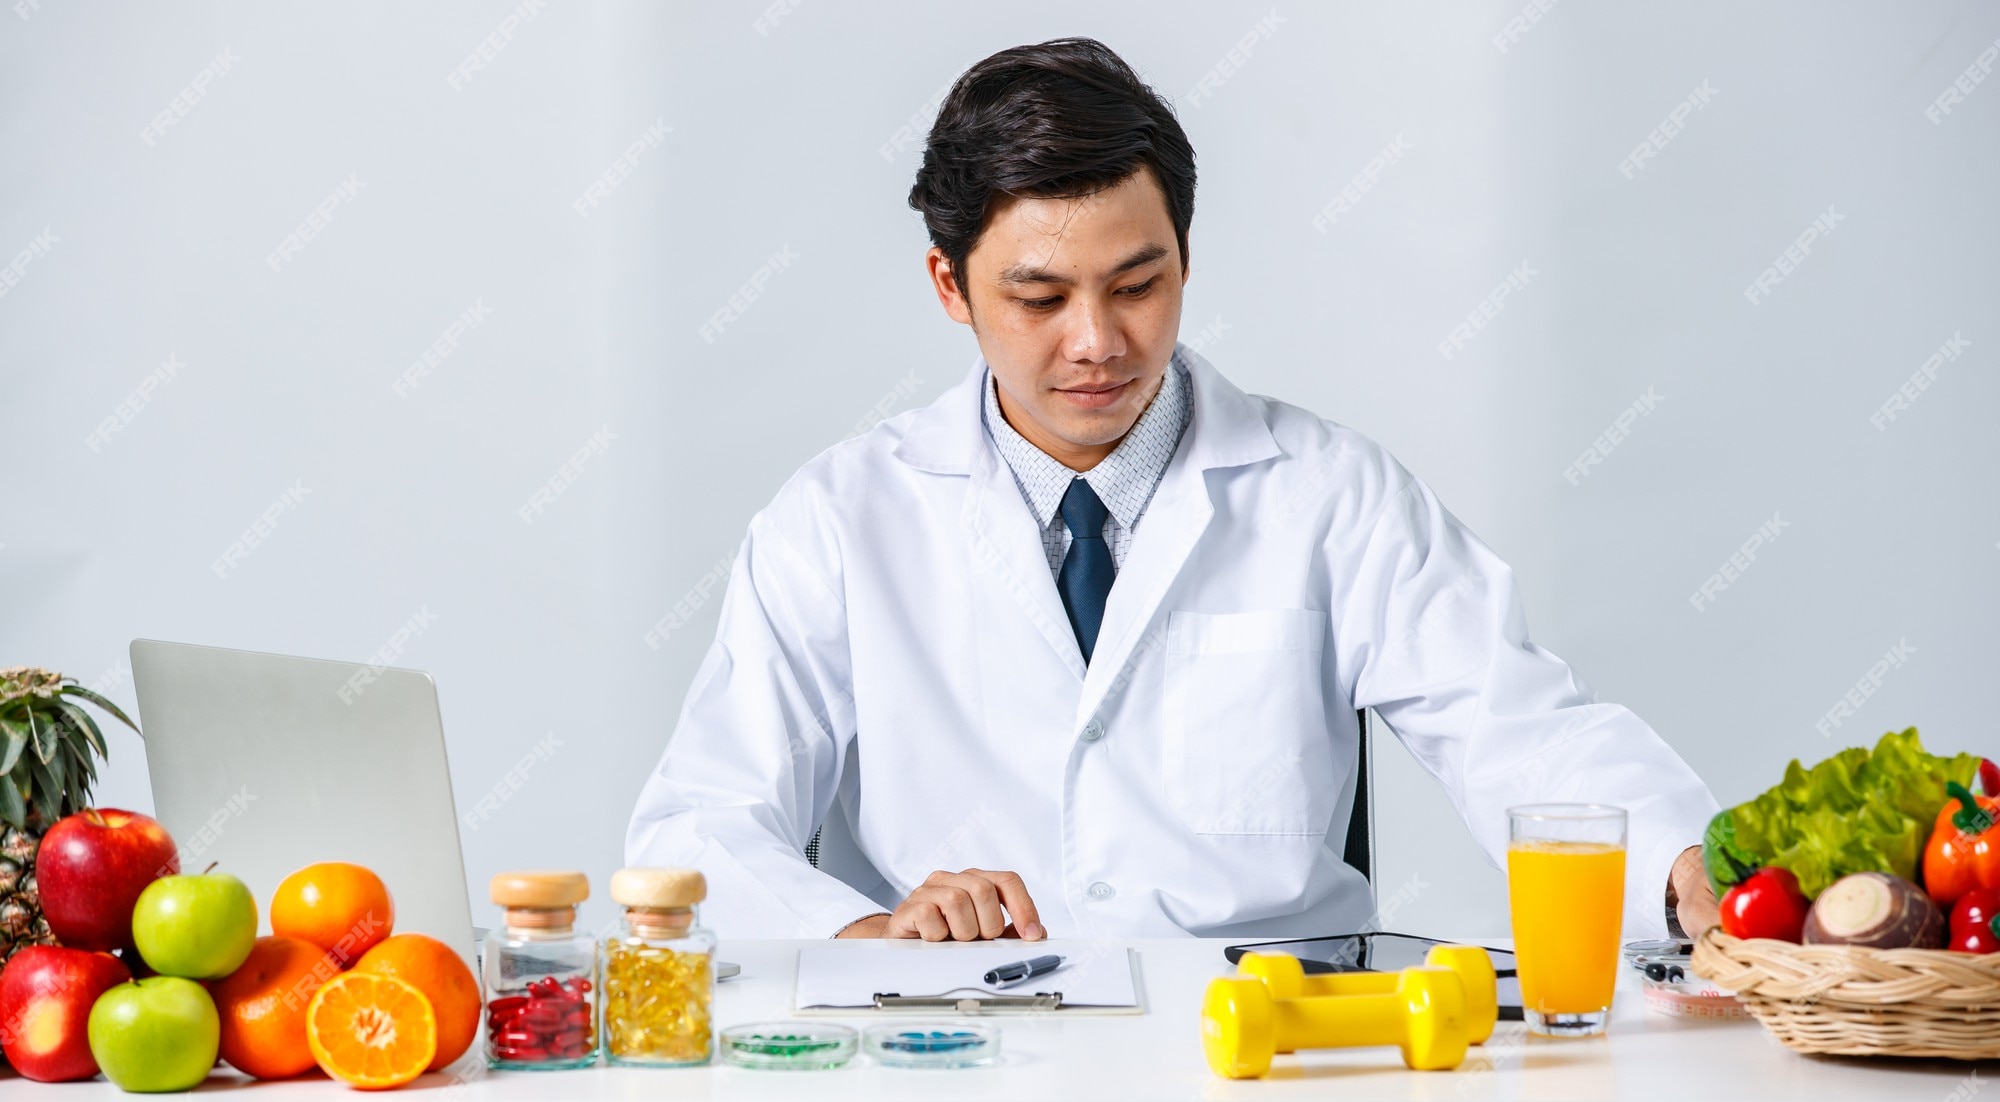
[305,971,438,1090]
[350,934,481,1072]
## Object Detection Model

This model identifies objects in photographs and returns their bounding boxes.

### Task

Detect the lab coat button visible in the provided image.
[1087,881,1115,901]
[1080,719,1105,743]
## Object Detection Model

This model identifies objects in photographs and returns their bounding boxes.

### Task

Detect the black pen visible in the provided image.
[984,953,1063,989]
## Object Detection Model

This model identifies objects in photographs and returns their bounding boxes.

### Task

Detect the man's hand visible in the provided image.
[1667,845,1720,938]
[835,869,1046,942]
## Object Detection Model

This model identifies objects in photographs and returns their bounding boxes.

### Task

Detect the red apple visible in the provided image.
[36,809,180,952]
[0,945,133,1081]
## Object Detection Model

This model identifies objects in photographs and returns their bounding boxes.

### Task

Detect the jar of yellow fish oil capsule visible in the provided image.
[602,867,715,1067]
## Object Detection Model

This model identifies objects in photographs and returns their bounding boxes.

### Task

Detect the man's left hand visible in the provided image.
[1667,845,1719,937]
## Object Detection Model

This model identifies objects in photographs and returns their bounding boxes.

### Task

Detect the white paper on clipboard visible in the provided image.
[793,942,1145,1015]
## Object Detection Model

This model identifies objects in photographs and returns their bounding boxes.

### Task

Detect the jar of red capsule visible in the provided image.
[482,870,598,1070]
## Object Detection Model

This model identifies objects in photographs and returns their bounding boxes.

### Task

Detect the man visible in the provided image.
[628,38,1722,943]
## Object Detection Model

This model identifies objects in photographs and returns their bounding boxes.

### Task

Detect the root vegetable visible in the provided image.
[1802,872,1943,949]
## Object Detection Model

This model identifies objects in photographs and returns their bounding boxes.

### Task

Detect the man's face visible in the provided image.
[927,165,1189,469]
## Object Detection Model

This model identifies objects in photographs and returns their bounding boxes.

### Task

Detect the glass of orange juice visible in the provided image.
[1506,803,1626,1037]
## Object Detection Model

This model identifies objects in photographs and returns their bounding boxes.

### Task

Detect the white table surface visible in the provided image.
[5,936,1988,1100]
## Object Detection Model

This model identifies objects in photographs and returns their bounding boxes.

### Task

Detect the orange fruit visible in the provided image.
[350,935,480,1071]
[210,935,342,1079]
[305,972,437,1090]
[271,862,395,966]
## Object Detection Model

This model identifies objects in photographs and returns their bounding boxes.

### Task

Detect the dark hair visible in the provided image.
[908,37,1196,296]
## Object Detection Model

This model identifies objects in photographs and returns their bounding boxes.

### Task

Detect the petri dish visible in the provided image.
[863,1021,1001,1068]
[718,1021,858,1070]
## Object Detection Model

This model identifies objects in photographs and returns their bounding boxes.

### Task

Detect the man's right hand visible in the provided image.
[836,869,1046,941]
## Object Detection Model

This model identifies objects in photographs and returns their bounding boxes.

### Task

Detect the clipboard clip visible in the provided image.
[872,991,1062,1013]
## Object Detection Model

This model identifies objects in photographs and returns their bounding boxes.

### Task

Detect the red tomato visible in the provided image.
[1720,867,1810,942]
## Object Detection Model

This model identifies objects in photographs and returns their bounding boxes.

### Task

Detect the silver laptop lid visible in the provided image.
[129,638,476,969]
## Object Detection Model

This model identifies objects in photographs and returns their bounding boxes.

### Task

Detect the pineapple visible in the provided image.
[0,666,136,970]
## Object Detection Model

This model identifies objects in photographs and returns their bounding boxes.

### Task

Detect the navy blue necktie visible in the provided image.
[1057,478,1115,663]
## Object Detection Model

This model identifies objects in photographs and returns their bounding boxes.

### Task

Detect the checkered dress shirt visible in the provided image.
[979,350,1193,577]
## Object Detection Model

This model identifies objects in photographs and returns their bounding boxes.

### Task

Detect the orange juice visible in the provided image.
[1507,840,1625,1016]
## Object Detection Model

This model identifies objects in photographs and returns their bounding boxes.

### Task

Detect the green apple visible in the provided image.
[86,977,220,1093]
[131,869,258,979]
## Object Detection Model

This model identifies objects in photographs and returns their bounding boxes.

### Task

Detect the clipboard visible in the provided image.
[792,944,1147,1016]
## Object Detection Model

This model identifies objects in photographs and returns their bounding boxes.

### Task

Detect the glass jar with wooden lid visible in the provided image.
[482,870,598,1070]
[601,867,715,1067]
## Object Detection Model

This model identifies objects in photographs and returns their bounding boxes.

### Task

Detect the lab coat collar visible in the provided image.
[895,342,1283,685]
[892,342,1280,478]
[1072,344,1281,711]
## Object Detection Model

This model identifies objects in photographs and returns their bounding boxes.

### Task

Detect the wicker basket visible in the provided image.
[1689,927,2000,1059]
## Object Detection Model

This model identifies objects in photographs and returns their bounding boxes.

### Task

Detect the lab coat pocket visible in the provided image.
[1162,609,1335,836]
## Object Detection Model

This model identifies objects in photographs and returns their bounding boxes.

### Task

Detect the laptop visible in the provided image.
[129,639,477,971]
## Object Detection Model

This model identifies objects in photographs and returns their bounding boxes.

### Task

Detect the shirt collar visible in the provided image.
[979,349,1192,530]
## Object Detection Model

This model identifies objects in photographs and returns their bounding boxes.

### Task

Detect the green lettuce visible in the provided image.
[1703,727,1981,899]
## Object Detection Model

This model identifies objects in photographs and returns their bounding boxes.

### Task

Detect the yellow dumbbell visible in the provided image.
[1234,947,1497,1045]
[1201,965,1471,1079]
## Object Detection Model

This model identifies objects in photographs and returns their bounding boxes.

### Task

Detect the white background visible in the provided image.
[4,1,1996,938]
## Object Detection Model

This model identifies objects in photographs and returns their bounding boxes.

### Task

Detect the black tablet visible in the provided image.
[1222,930,1523,1021]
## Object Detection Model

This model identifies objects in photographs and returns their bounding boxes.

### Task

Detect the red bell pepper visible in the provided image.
[1950,888,2000,953]
[1719,866,1810,942]
[1923,781,2000,908]
[1982,757,2000,798]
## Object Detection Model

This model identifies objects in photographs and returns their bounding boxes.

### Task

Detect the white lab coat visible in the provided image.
[627,344,1719,941]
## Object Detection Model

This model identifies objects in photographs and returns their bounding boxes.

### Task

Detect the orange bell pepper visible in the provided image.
[1924,781,2000,908]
